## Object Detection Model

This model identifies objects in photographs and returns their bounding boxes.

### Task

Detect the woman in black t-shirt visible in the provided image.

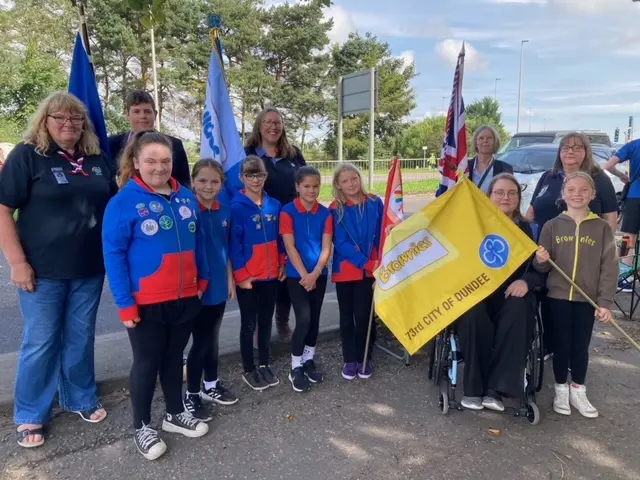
[0,92,117,448]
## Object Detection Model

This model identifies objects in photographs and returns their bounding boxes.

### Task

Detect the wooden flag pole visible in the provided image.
[361,294,376,374]
[547,258,640,352]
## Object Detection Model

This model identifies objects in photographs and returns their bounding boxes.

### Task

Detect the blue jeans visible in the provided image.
[14,275,104,425]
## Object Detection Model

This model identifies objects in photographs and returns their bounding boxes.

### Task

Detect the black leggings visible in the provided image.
[457,293,535,398]
[186,302,226,393]
[237,280,279,372]
[288,276,328,357]
[127,298,200,429]
[335,278,375,364]
[548,298,595,385]
[275,280,291,324]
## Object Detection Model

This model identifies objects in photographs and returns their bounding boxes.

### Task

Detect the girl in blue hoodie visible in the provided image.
[230,156,285,391]
[102,131,209,461]
[183,160,238,421]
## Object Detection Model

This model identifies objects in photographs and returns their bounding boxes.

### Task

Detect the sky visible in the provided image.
[319,0,640,140]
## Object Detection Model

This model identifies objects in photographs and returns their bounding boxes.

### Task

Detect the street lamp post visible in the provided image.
[528,108,533,132]
[494,77,501,102]
[422,145,428,168]
[516,40,529,133]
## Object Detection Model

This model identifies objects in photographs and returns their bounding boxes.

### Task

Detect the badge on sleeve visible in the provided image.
[51,167,69,185]
[141,219,159,236]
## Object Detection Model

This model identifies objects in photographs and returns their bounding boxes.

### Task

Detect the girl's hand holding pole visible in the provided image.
[535,246,550,263]
[596,307,612,323]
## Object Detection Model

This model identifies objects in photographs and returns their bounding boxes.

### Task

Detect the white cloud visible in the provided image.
[489,0,547,4]
[398,50,415,70]
[325,5,356,45]
[435,40,489,73]
[550,0,634,14]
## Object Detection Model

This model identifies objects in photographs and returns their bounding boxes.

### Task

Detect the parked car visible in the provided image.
[499,143,623,215]
[497,131,612,158]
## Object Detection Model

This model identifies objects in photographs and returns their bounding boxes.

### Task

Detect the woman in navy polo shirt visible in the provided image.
[0,92,117,448]
[526,132,618,235]
[245,107,306,343]
[468,125,513,193]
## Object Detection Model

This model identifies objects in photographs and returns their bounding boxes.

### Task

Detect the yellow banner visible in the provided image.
[374,177,538,355]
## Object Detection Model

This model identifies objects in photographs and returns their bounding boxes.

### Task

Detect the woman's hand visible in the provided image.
[123,318,140,329]
[11,261,35,292]
[505,279,529,298]
[535,246,550,264]
[596,307,612,323]
[238,279,253,290]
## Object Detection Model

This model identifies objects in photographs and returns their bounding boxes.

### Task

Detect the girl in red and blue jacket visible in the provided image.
[330,162,383,381]
[183,160,238,421]
[280,167,333,393]
[102,131,209,461]
[230,155,285,391]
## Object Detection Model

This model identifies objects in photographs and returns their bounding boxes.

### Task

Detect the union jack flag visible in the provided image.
[436,43,468,197]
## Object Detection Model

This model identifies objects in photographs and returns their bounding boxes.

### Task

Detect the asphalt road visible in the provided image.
[0,195,432,354]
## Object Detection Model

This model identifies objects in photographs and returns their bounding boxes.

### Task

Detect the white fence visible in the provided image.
[305,158,440,185]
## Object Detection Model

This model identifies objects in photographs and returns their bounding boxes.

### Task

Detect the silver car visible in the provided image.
[498,144,624,215]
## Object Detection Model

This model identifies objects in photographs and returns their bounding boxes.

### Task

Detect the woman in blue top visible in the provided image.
[280,167,333,393]
[184,160,238,421]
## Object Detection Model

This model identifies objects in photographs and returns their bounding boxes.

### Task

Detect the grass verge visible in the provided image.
[318,179,439,202]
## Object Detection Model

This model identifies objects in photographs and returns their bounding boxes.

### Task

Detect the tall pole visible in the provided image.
[368,67,375,190]
[72,1,92,64]
[494,77,500,102]
[528,108,532,132]
[337,76,343,162]
[150,26,160,130]
[441,96,447,114]
[516,40,529,133]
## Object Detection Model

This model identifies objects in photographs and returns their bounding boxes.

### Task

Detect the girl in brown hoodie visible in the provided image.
[534,171,617,419]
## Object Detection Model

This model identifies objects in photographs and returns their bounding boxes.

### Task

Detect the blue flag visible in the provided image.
[200,36,245,204]
[69,33,110,161]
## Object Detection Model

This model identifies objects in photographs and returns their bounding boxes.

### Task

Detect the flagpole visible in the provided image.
[71,0,93,64]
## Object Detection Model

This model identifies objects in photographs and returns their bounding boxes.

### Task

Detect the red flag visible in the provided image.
[380,157,404,250]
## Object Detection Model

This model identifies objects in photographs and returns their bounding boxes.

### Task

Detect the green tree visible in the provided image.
[325,32,417,160]
[465,96,510,151]
[399,116,446,159]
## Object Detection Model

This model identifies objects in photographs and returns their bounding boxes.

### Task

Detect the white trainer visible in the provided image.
[553,383,571,416]
[570,384,599,418]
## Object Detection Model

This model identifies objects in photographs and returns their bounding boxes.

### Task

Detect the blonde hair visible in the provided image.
[245,107,297,159]
[562,171,596,192]
[331,162,367,221]
[241,155,267,176]
[552,132,601,177]
[24,92,101,156]
[487,173,527,223]
[119,131,172,188]
[472,125,501,155]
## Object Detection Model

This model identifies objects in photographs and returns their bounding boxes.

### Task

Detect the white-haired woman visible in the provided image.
[245,107,306,342]
[0,92,117,448]
[468,125,513,193]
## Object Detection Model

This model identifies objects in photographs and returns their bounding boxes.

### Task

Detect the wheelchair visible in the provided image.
[427,300,544,425]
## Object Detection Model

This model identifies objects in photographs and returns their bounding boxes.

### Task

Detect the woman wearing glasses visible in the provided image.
[245,108,306,343]
[0,92,117,448]
[456,174,543,412]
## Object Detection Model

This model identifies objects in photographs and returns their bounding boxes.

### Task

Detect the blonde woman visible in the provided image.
[0,92,117,448]
[468,126,513,193]
[245,107,306,342]
[329,163,383,380]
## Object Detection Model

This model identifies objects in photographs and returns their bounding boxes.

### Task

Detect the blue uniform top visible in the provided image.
[615,139,640,199]
[199,199,231,306]
[279,198,333,279]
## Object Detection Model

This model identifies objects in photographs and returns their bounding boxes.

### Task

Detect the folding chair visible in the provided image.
[615,239,640,320]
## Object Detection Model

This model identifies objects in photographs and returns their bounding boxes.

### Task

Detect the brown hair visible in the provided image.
[191,159,225,184]
[241,155,267,176]
[125,90,156,113]
[245,107,297,159]
[332,162,368,222]
[119,131,172,188]
[487,173,527,223]
[24,92,101,156]
[551,132,601,177]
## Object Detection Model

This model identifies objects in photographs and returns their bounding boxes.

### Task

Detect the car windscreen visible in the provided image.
[500,135,555,153]
[500,148,556,174]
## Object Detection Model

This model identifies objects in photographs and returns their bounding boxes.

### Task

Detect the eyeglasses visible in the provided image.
[263,120,282,128]
[244,173,267,181]
[491,190,519,199]
[48,115,84,126]
[560,145,585,153]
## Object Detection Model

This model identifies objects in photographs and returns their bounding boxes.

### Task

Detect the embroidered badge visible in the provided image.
[149,201,164,213]
[141,219,159,236]
[179,205,192,220]
[158,215,174,230]
[92,166,103,176]
[135,203,146,210]
[222,219,228,228]
[188,221,196,233]
[137,208,150,217]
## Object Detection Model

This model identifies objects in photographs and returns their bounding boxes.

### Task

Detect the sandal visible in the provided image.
[16,426,46,448]
[74,403,107,424]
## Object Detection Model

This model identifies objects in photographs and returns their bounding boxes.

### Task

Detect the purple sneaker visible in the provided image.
[342,362,357,380]
[357,361,373,379]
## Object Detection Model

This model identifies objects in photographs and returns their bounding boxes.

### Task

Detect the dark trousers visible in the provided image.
[237,280,279,372]
[457,293,535,398]
[127,297,200,429]
[541,295,554,354]
[335,278,375,364]
[548,298,595,385]
[275,280,291,324]
[287,276,328,357]
[186,302,226,393]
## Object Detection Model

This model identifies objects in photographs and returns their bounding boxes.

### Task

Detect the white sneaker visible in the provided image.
[461,396,484,410]
[570,384,599,418]
[553,383,571,416]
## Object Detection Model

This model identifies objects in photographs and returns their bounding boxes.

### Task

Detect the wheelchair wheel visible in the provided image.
[526,401,540,426]
[439,381,450,415]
